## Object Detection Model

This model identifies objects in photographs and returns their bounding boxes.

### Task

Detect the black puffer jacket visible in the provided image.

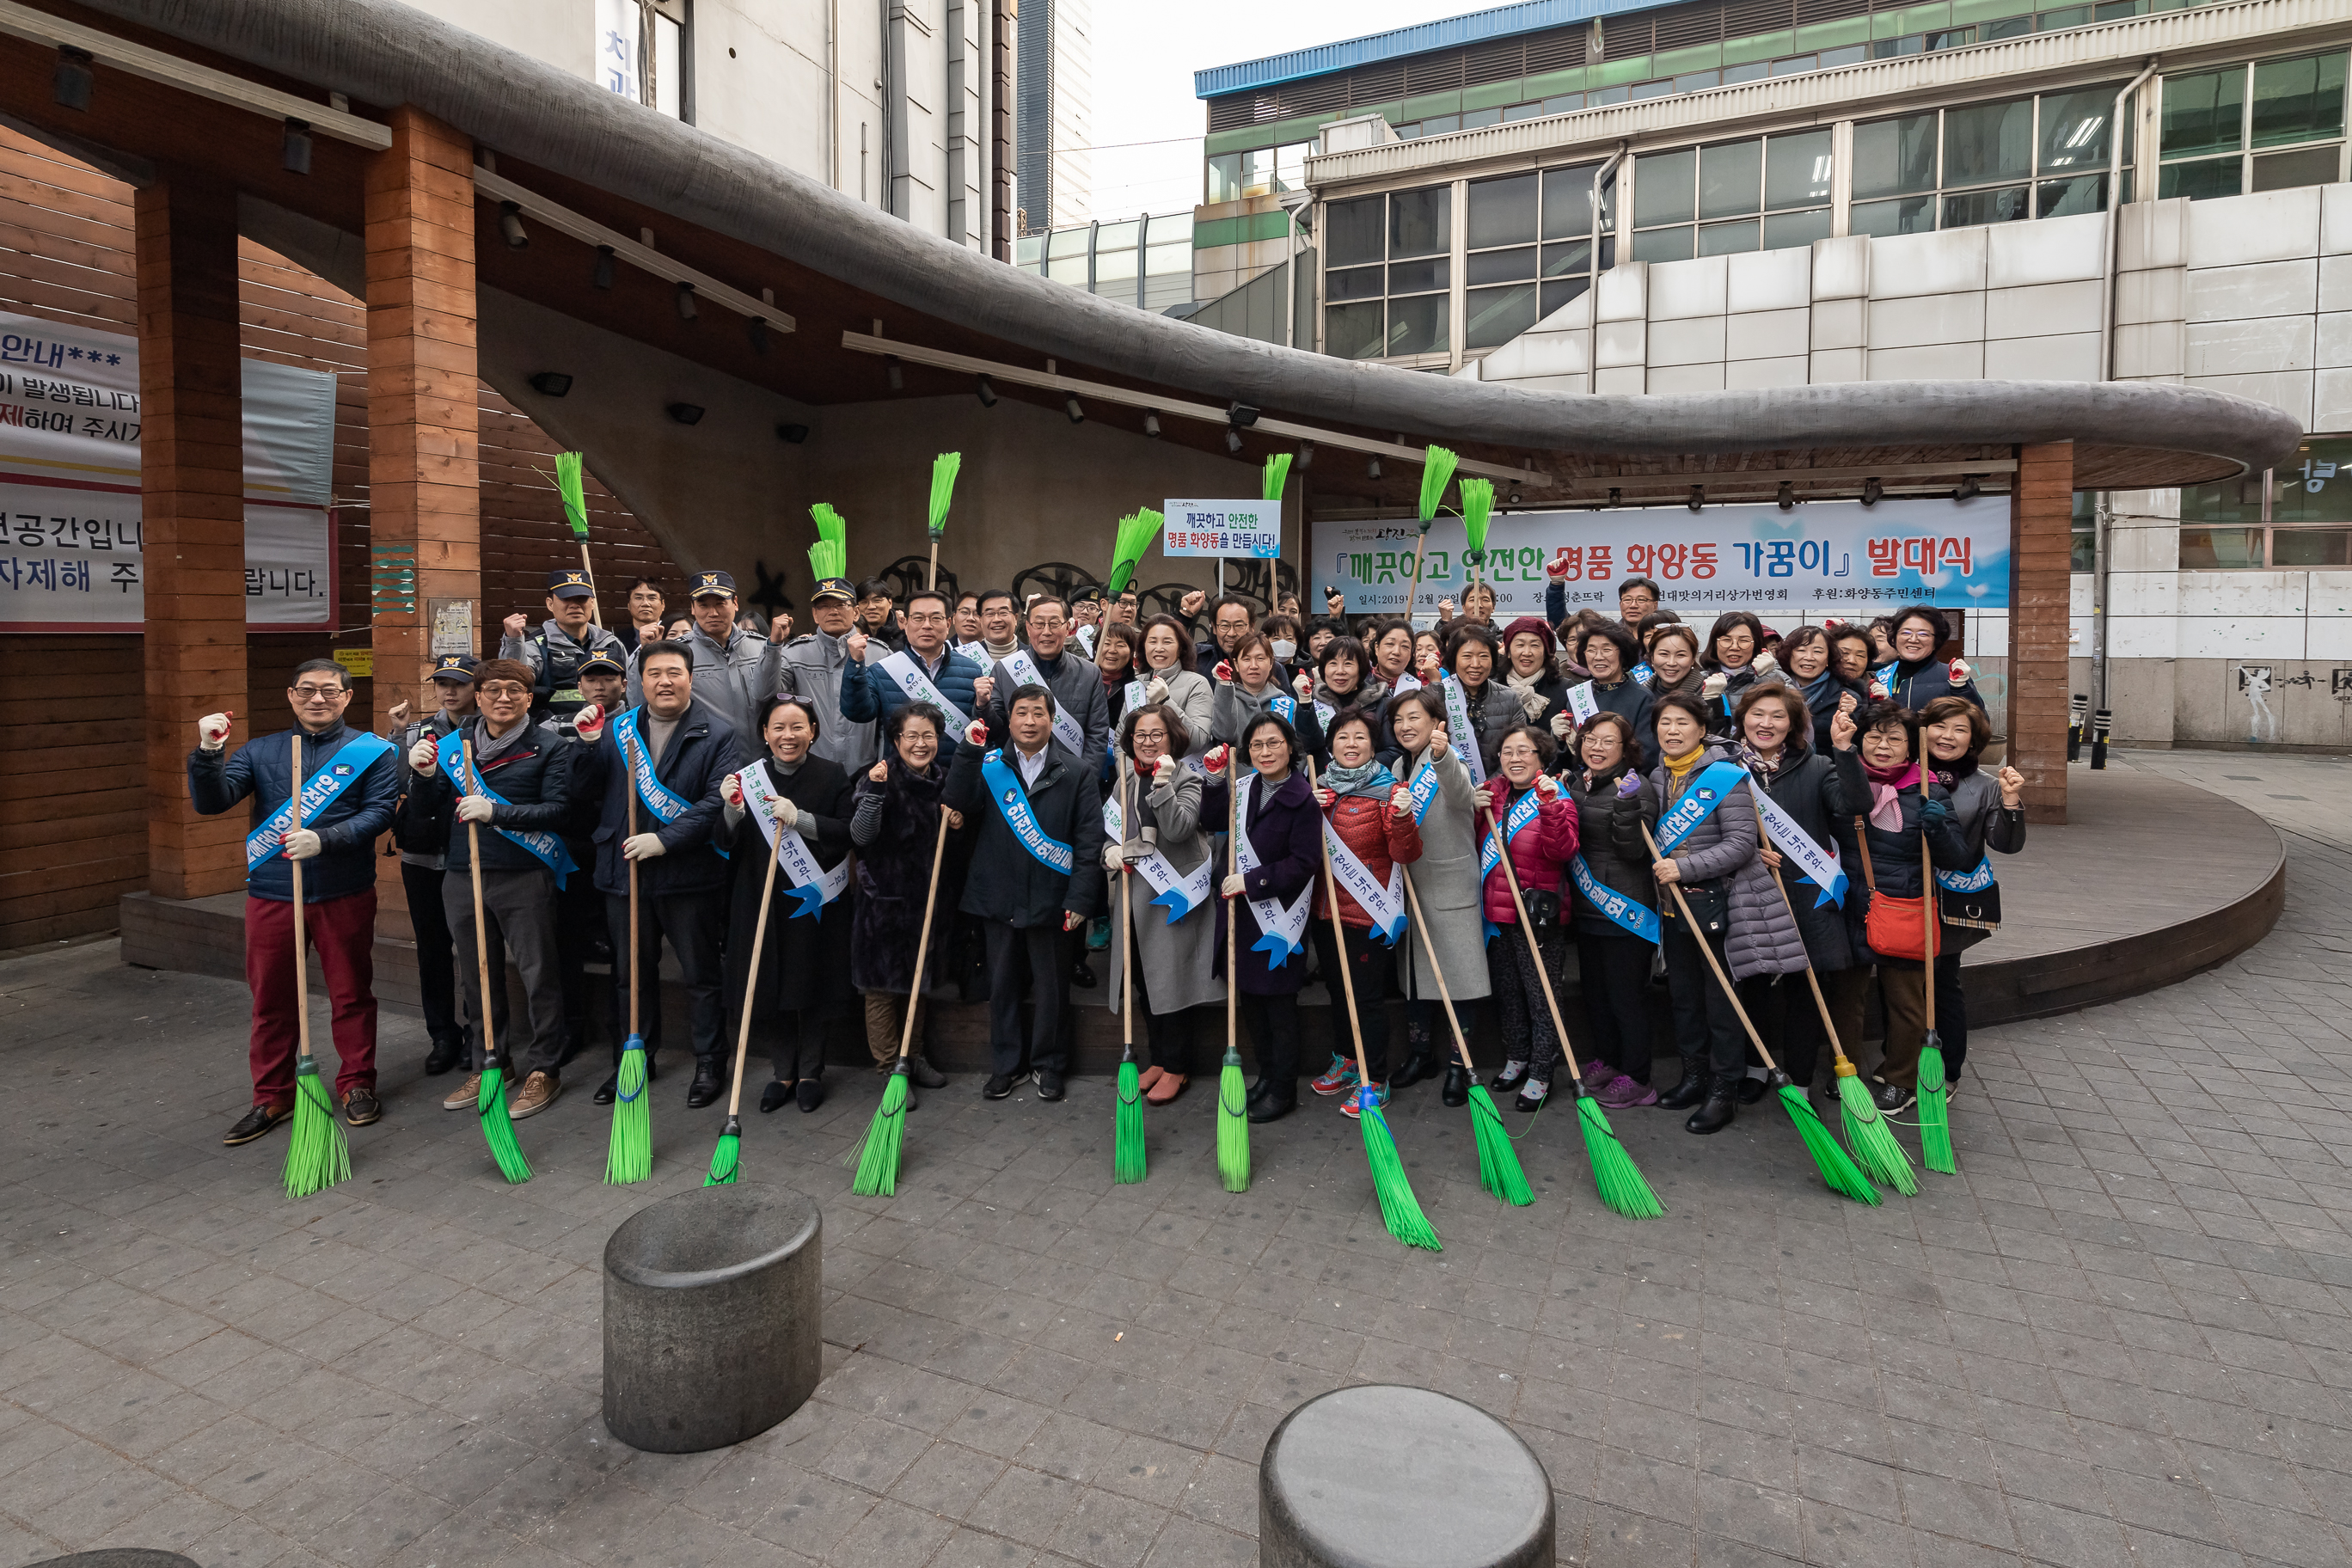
[1833,748,1975,909]
[1565,763,1658,938]
[398,715,579,879]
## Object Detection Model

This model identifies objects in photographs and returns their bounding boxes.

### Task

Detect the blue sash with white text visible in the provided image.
[245,732,395,871]
[1477,787,1543,945]
[979,750,1075,876]
[1405,754,1445,824]
[1936,854,1995,894]
[610,707,724,857]
[1571,854,1662,944]
[439,729,579,888]
[1655,761,1749,854]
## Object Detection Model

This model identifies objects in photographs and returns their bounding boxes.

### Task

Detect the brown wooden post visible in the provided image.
[137,176,248,901]
[365,107,479,731]
[2011,441,2073,824]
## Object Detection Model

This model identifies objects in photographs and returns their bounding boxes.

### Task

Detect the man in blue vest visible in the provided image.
[189,659,400,1144]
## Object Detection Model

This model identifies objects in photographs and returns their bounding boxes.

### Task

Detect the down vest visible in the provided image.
[1314,778,1423,927]
[1647,744,1805,982]
[1479,778,1579,926]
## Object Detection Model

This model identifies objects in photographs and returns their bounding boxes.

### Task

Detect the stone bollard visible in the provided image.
[603,1183,821,1453]
[1260,1385,1553,1568]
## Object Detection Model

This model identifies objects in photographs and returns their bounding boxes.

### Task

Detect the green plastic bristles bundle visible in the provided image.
[1216,1045,1249,1192]
[1262,452,1293,503]
[852,1066,911,1196]
[281,1058,350,1199]
[1917,1046,1955,1173]
[1358,1090,1441,1251]
[1575,1090,1663,1219]
[809,502,848,580]
[603,1038,651,1185]
[705,1114,742,1186]
[1467,1085,1533,1207]
[928,452,961,541]
[1418,444,1460,528]
[1839,1069,1919,1194]
[1459,477,1496,571]
[477,1062,533,1185]
[1114,1060,1147,1185]
[556,452,589,539]
[1783,1085,1879,1204]
[1106,509,1161,596]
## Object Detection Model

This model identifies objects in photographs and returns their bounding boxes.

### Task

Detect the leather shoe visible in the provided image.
[688,1062,726,1108]
[796,1078,826,1112]
[223,1103,290,1145]
[1390,1050,1442,1089]
[760,1080,793,1113]
[1657,1067,1711,1111]
[341,1086,381,1126]
[424,1038,462,1075]
[593,1074,617,1106]
[909,1056,948,1089]
[1736,1074,1767,1105]
[1685,1083,1739,1135]
[1440,1064,1469,1108]
[1246,1082,1295,1123]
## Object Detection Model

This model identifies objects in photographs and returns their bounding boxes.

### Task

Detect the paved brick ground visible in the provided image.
[3,750,2348,1568]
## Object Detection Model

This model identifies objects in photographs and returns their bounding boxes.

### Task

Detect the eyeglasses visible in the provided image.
[479,683,531,699]
[291,684,346,698]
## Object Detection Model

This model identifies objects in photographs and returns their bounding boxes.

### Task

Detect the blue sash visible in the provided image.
[1571,854,1662,944]
[439,728,580,888]
[1872,661,1900,695]
[1477,787,1543,945]
[979,750,1074,875]
[1267,691,1296,726]
[1655,761,1749,854]
[612,707,724,858]
[1936,854,1995,894]
[1630,663,1653,685]
[1405,754,1445,824]
[245,731,395,871]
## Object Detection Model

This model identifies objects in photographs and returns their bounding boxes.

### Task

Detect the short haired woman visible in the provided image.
[848,702,963,1099]
[1565,711,1660,1107]
[1104,702,1222,1103]
[1914,694,2025,1087]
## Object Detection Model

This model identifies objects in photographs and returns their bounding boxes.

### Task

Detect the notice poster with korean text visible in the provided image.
[0,311,337,630]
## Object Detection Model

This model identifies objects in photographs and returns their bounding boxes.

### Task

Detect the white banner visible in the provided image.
[1163,499,1281,560]
[0,312,337,631]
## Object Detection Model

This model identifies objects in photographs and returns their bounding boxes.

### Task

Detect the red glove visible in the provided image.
[1214,659,1234,684]
[573,703,605,740]
[1950,657,1974,684]
[1202,744,1230,775]
[1546,551,1572,581]
[724,772,745,808]
[1389,784,1412,816]
[1314,786,1335,810]
[1534,774,1559,800]
[1293,672,1314,699]
[966,720,989,747]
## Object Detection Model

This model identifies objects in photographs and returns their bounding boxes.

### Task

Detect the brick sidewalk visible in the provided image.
[2,750,2347,1568]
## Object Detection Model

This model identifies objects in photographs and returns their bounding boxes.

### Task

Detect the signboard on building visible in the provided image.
[1162,499,1282,560]
[1312,497,2011,618]
[0,312,338,632]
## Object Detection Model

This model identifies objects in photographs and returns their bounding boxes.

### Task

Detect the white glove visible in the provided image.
[1145,677,1170,705]
[1153,753,1176,782]
[1221,873,1246,898]
[573,702,605,740]
[1550,711,1576,738]
[284,828,322,861]
[772,796,800,830]
[622,832,666,861]
[724,772,745,808]
[1752,652,1779,678]
[456,795,494,824]
[1103,843,1126,871]
[1950,657,1974,683]
[1701,671,1729,701]
[1201,744,1229,778]
[408,738,439,774]
[197,711,232,751]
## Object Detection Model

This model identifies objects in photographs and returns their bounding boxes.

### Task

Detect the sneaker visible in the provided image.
[1086,916,1112,952]
[1514,1081,1549,1112]
[1340,1083,1389,1119]
[1594,1072,1659,1111]
[1870,1078,1915,1114]
[983,1072,1019,1099]
[1311,1055,1360,1097]
[1487,1060,1527,1093]
[507,1071,560,1120]
[341,1086,381,1126]
[222,1103,291,1146]
[1034,1069,1065,1101]
[441,1073,483,1112]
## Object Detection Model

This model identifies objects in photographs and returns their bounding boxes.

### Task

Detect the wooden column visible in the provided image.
[365,107,478,727]
[137,177,248,901]
[2011,441,2073,824]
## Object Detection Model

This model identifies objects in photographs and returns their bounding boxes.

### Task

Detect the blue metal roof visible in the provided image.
[1195,0,1681,99]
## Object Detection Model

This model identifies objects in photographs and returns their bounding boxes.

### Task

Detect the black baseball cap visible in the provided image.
[688,569,738,598]
[430,655,477,683]
[578,652,624,677]
[546,569,596,599]
[812,576,856,603]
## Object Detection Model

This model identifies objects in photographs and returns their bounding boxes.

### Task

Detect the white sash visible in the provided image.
[1751,784,1849,908]
[1565,681,1600,726]
[1320,808,1407,944]
[878,647,971,728]
[1103,793,1215,922]
[1393,671,1423,694]
[1234,773,1312,963]
[954,639,990,664]
[1441,676,1488,786]
[1002,647,1087,756]
[738,764,850,917]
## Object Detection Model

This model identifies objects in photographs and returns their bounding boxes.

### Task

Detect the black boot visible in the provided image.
[1657,1062,1711,1111]
[1441,1063,1469,1108]
[1685,1081,1739,1135]
[1246,1080,1295,1123]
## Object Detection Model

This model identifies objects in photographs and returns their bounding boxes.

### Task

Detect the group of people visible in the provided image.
[192,554,2026,1156]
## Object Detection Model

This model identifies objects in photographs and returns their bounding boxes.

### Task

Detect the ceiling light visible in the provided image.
[1228,401,1259,429]
[666,402,704,426]
[1608,487,1621,507]
[1862,477,1883,506]
[776,423,810,444]
[592,245,616,289]
[1508,489,1521,505]
[1142,412,1161,438]
[747,317,769,355]
[1777,481,1794,511]
[1956,474,1981,500]
[281,119,312,175]
[498,201,528,249]
[1225,430,1244,453]
[1065,395,1085,425]
[52,47,91,111]
[527,371,573,397]
[1367,456,1381,481]
[976,374,997,407]
[675,281,697,321]
[1687,486,1705,512]
[1296,442,1314,469]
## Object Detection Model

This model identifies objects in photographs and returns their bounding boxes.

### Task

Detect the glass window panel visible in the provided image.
[1632,79,1673,99]
[2272,528,2352,566]
[1544,93,1585,113]
[1675,70,1721,92]
[2180,473,2265,525]
[1940,184,2031,227]
[1540,239,1593,277]
[1207,153,1243,204]
[1093,250,1137,289]
[2037,4,2089,27]
[2254,144,2346,192]
[1045,254,1087,285]
[1723,61,1769,84]
[1241,147,1277,196]
[2252,52,2347,148]
[2035,173,2107,217]
[1326,302,1387,360]
[1144,242,1189,279]
[1047,227,1090,258]
[1589,85,1630,106]
[2037,85,2117,174]
[1395,124,1424,139]
[1926,27,1974,48]
[2158,156,2243,199]
[1944,96,2034,186]
[1467,246,1538,285]
[1853,113,1939,198]
[1540,277,1590,317]
[1632,225,1695,262]
[1423,114,1461,134]
[1152,211,1193,242]
[1818,45,1867,65]
[1016,235,1044,266]
[1871,34,1925,58]
[1386,293,1449,355]
[1388,258,1449,294]
[1277,142,1312,191]
[1326,265,1384,303]
[1699,218,1759,255]
[1466,284,1541,349]
[1762,206,1833,248]
[1772,54,1816,75]
[2273,438,2352,524]
[1700,139,1762,217]
[1984,15,2031,37]
[1765,128,1834,208]
[1541,164,1600,237]
[2092,0,2137,18]
[2177,527,2263,568]
[1389,186,1451,258]
[2161,67,2246,158]
[1850,194,1937,236]
[1463,107,1503,128]
[1326,196,1385,266]
[1504,103,1540,120]
[1634,148,1697,225]
[1095,220,1139,250]
[1469,174,1540,248]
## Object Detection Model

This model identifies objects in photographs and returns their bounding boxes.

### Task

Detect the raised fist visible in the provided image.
[724,772,746,807]
[1201,744,1229,777]
[1145,676,1170,705]
[1153,753,1176,782]
[502,612,529,641]
[1214,660,1234,684]
[408,738,440,774]
[769,613,793,643]
[1549,711,1575,738]
[572,702,605,741]
[1534,775,1559,800]
[197,711,233,751]
[1997,764,2025,806]
[844,629,869,663]
[1837,689,1859,715]
[1389,784,1413,816]
[1546,553,1571,581]
[1701,672,1728,701]
[971,674,995,705]
[1830,707,1858,750]
[1325,588,1345,614]
[1752,652,1779,678]
[1179,589,1206,617]
[1615,771,1642,799]
[1437,597,1456,619]
[1293,672,1314,700]
[1950,657,1974,684]
[966,720,990,748]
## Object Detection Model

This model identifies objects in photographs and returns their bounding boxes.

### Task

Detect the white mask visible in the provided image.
[1270,639,1296,662]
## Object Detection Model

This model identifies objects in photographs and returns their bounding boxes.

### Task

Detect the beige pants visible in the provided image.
[863,992,929,1066]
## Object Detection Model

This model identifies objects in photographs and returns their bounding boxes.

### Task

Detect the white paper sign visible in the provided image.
[1162,499,1281,560]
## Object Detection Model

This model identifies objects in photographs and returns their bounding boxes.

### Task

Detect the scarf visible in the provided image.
[1662,744,1706,802]
[1503,669,1552,722]
[1798,669,1844,723]
[1736,742,1787,781]
[1864,758,1920,831]
[1930,752,1978,791]
[1321,759,1395,798]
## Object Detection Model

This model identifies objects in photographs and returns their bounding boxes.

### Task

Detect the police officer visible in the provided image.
[389,654,479,1075]
[777,575,879,771]
[628,568,788,738]
[501,568,626,722]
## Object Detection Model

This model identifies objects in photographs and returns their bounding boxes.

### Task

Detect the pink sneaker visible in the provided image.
[1593,1072,1658,1110]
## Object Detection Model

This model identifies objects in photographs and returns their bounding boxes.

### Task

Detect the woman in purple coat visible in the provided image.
[1203,712,1324,1123]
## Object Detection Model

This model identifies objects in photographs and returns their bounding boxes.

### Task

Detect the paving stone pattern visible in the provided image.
[2,751,2348,1568]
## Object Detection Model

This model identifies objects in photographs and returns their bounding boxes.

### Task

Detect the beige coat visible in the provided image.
[1394,744,1491,1002]
[1103,764,1225,1015]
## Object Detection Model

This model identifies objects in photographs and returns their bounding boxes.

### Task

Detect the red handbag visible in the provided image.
[1854,819,1930,961]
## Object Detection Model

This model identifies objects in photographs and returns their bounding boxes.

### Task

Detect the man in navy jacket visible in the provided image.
[838,585,989,756]
[188,658,400,1145]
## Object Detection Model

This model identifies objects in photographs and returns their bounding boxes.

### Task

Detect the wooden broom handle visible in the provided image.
[289,732,312,1064]
[896,808,953,1063]
[1481,795,1585,1083]
[1305,762,1372,1085]
[462,734,498,1069]
[1398,865,1473,1071]
[624,736,639,1038]
[1118,757,1134,1055]
[1918,732,1938,1029]
[1225,760,1238,1057]
[725,769,786,1118]
[1755,802,1852,1068]
[1639,818,1779,1072]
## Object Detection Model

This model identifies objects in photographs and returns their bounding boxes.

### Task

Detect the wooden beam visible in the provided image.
[2011,441,2073,826]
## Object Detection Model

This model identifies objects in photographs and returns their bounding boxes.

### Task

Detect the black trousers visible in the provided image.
[1663,918,1743,1078]
[1124,952,1191,1075]
[400,861,462,1048]
[1738,971,1824,1088]
[756,1011,825,1084]
[1404,998,1471,1069]
[1575,931,1654,1083]
[983,920,1067,1077]
[1238,991,1301,1093]
[554,869,611,1063]
[1934,952,1967,1075]
[603,889,726,1066]
[1311,922,1396,1081]
[1488,922,1569,1086]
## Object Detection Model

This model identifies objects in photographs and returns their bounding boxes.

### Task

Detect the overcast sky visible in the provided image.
[1083,0,1453,218]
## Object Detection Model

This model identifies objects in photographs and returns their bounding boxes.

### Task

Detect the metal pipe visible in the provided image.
[2095,58,2159,719]
[1588,141,1626,342]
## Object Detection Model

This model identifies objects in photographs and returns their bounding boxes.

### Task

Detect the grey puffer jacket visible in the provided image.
[1649,744,1806,982]
[1744,750,1865,973]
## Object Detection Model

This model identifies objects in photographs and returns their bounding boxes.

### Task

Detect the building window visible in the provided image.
[1629,131,1830,262]
[2177,438,2352,567]
[597,0,691,121]
[1323,185,1452,360]
[1206,141,1314,205]
[1850,83,2124,236]
[2159,52,2348,199]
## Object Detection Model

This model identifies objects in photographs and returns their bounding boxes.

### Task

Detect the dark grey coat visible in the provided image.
[1648,744,1805,982]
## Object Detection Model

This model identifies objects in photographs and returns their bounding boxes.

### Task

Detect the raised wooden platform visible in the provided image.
[117,767,2281,1077]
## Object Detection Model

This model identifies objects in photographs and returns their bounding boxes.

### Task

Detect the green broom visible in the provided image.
[1262,451,1292,503]
[1216,780,1249,1192]
[1914,732,1956,1174]
[1112,762,1148,1184]
[1397,864,1532,1208]
[603,744,652,1185]
[809,501,848,583]
[554,452,604,627]
[461,737,532,1184]
[1106,508,1161,597]
[1458,476,1496,582]
[280,733,352,1199]
[1405,444,1460,616]
[709,775,785,1185]
[852,811,952,1197]
[924,452,960,591]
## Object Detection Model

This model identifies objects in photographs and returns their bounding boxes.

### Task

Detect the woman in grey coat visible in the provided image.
[1384,685,1491,1106]
[1134,614,1216,749]
[1102,702,1223,1102]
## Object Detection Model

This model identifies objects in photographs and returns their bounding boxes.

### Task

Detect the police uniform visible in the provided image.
[391,654,480,1073]
[626,568,784,738]
[502,568,627,720]
[777,575,879,772]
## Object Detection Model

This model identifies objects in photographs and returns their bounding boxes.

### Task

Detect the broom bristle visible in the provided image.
[852,1069,911,1197]
[705,1117,742,1187]
[1459,477,1496,565]
[1114,1059,1148,1184]
[1359,1094,1442,1252]
[1917,1043,1956,1174]
[1835,1072,1918,1195]
[603,1038,652,1185]
[281,1059,351,1199]
[928,451,962,539]
[808,502,848,580]
[555,451,588,539]
[1261,452,1293,503]
[1106,510,1162,596]
[1781,1086,1879,1204]
[1216,1050,1250,1192]
[476,1065,533,1185]
[1467,1086,1534,1207]
[1574,1091,1663,1220]
[1417,445,1460,523]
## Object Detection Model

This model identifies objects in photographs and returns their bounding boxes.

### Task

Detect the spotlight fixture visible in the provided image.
[1225,429,1244,454]
[1064,394,1085,425]
[747,316,769,355]
[1777,481,1795,511]
[1861,477,1883,507]
[1366,456,1382,481]
[52,46,91,112]
[1508,489,1521,505]
[1142,412,1161,438]
[666,401,705,426]
[776,423,810,444]
[886,357,903,392]
[281,118,313,175]
[1956,473,1981,501]
[1296,441,1314,470]
[1608,487,1621,507]
[498,201,529,249]
[1228,401,1259,429]
[1687,486,1705,513]
[527,371,573,397]
[591,245,616,289]
[674,281,697,321]
[976,374,997,407]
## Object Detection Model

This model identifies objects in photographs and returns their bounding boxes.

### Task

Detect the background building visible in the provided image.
[1016,0,1093,231]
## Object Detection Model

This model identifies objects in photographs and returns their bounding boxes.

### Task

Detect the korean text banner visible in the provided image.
[0,311,337,631]
[1313,497,2011,618]
[1162,499,1281,560]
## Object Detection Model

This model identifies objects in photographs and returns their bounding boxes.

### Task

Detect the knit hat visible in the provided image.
[1499,616,1556,664]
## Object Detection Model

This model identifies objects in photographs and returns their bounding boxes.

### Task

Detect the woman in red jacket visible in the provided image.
[1480,723,1582,1111]
[1304,704,1424,1115]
